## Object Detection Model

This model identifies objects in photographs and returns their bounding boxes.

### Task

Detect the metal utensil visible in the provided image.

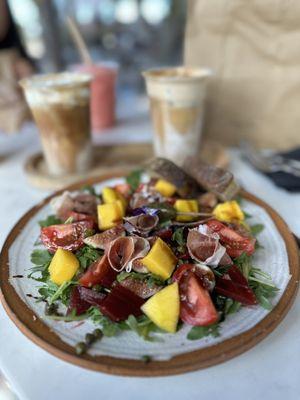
[240,140,300,177]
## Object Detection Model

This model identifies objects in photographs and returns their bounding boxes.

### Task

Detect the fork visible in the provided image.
[240,140,300,177]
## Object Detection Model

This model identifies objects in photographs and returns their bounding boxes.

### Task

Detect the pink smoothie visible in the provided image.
[74,63,117,132]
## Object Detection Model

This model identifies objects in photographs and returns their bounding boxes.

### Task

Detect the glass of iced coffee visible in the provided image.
[20,72,92,176]
[143,67,212,165]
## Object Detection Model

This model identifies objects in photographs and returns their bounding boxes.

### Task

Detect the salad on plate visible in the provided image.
[28,158,278,355]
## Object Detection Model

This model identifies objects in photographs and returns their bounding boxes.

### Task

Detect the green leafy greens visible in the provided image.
[75,245,103,271]
[126,169,143,192]
[88,307,165,341]
[235,253,279,310]
[28,249,53,280]
[250,224,264,236]
[38,215,62,227]
[187,323,220,340]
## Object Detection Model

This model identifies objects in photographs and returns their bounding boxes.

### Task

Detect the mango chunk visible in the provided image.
[174,199,199,221]
[97,200,124,230]
[102,187,127,213]
[213,200,244,223]
[49,248,79,285]
[141,282,179,333]
[141,237,177,280]
[154,179,177,197]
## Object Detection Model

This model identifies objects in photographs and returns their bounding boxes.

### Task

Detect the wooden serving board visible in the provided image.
[24,141,229,190]
[0,172,299,376]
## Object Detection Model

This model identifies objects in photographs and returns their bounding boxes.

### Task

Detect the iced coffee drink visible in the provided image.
[20,72,92,176]
[143,67,212,165]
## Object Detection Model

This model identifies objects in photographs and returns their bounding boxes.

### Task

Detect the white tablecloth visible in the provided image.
[0,113,299,400]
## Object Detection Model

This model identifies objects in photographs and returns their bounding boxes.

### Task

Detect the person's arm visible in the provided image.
[0,0,10,41]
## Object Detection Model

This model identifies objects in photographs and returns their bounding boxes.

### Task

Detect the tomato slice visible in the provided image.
[179,273,219,326]
[79,254,118,288]
[206,219,255,258]
[40,220,94,253]
[215,265,257,305]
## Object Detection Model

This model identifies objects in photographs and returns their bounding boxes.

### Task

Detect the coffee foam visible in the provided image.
[20,72,91,107]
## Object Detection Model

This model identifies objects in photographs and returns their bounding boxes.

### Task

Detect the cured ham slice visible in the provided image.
[107,236,150,273]
[124,214,159,236]
[107,237,135,272]
[187,225,232,267]
[51,191,98,221]
[83,225,125,250]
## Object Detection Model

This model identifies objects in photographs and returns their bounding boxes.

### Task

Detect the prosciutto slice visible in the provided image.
[124,214,159,236]
[51,191,99,220]
[187,224,232,267]
[107,236,150,272]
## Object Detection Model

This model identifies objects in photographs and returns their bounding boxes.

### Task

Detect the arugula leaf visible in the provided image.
[172,227,186,253]
[243,211,252,219]
[172,227,185,246]
[235,253,279,310]
[88,307,123,337]
[88,308,164,341]
[248,267,279,310]
[224,298,242,315]
[126,169,143,192]
[31,249,52,266]
[81,185,97,196]
[75,246,103,271]
[187,323,220,340]
[234,253,252,279]
[38,280,75,305]
[250,224,264,236]
[125,315,164,342]
[28,250,53,280]
[49,281,75,304]
[39,215,62,227]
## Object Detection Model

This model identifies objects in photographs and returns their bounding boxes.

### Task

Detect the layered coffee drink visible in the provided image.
[20,72,92,176]
[143,67,212,165]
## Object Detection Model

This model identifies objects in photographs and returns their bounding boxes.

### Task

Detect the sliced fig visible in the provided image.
[83,225,125,250]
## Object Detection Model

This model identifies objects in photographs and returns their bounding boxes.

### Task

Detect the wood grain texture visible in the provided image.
[0,173,299,376]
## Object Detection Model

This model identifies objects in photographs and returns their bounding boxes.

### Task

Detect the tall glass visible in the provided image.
[72,62,118,132]
[143,67,212,165]
[20,72,92,176]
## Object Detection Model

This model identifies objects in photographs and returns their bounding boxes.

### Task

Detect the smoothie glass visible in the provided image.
[20,72,92,176]
[143,67,212,165]
[73,63,118,132]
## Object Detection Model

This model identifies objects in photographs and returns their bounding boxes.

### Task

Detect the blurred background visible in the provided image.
[7,0,185,90]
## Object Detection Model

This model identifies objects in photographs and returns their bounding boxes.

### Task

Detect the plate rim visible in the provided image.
[0,172,299,376]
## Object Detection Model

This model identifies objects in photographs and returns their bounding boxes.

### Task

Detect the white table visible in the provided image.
[0,114,300,400]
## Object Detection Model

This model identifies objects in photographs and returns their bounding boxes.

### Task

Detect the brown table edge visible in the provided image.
[0,174,299,377]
